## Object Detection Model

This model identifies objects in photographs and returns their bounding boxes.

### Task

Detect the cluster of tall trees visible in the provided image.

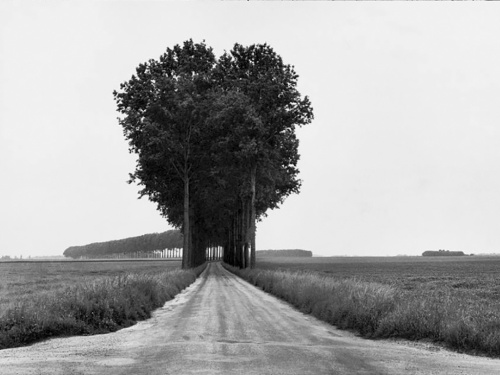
[114,40,313,269]
[63,230,182,259]
[422,250,465,257]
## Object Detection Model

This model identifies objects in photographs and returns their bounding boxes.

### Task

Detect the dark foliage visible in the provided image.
[422,250,465,257]
[113,40,313,269]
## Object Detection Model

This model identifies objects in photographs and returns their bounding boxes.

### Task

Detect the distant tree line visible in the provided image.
[113,40,313,269]
[0,255,23,260]
[63,230,183,259]
[422,250,465,257]
[257,249,312,257]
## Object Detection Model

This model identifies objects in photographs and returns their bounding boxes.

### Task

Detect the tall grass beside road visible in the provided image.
[225,264,500,357]
[0,263,206,349]
[0,260,183,314]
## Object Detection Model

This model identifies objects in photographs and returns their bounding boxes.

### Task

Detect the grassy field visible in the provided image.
[0,260,182,315]
[256,256,500,301]
[228,255,500,357]
[0,259,202,349]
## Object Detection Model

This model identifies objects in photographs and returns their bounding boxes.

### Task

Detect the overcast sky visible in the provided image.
[1,2,500,257]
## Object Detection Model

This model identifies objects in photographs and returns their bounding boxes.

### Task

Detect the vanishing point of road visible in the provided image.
[1,262,499,374]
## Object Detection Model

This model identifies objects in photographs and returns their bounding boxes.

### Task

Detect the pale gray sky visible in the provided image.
[1,2,500,257]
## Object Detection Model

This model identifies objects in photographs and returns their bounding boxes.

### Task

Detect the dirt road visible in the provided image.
[1,262,499,374]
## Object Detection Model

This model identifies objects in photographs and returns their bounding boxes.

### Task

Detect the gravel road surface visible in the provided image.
[1,262,499,374]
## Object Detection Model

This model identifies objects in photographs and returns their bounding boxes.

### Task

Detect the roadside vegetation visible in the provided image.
[224,256,500,358]
[0,261,205,349]
[0,260,182,314]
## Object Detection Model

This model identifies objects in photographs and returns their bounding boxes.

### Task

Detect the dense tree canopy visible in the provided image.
[114,40,313,268]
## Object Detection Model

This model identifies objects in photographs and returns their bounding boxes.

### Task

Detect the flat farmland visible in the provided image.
[256,255,500,301]
[0,260,181,317]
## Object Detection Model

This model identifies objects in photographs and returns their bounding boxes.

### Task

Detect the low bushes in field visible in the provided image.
[225,264,500,357]
[0,264,206,349]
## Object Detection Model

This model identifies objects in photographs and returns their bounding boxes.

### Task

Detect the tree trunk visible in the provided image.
[189,206,195,267]
[234,214,241,268]
[182,176,190,269]
[243,198,250,268]
[250,164,257,268]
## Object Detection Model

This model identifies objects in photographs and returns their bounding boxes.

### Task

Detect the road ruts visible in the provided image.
[1,262,500,374]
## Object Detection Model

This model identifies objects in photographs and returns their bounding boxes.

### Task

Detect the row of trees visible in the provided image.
[114,40,313,268]
[422,250,466,257]
[256,250,313,257]
[63,230,183,259]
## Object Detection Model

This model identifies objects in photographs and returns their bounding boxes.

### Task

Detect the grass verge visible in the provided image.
[0,263,206,349]
[224,263,500,357]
